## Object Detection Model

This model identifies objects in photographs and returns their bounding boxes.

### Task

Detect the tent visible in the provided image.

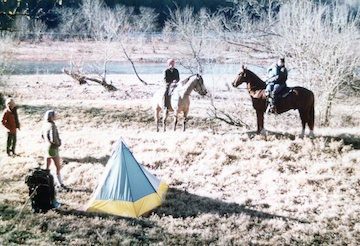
[85,140,168,218]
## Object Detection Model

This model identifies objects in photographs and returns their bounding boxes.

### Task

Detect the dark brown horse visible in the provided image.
[232,65,315,138]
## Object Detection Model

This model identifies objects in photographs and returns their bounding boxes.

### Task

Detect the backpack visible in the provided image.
[25,168,56,213]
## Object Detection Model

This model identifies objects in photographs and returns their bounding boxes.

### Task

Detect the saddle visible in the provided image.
[164,82,179,109]
[279,86,293,98]
[266,87,293,114]
[168,82,178,96]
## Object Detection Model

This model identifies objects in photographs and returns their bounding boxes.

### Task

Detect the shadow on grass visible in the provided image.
[63,156,110,166]
[0,203,20,221]
[325,133,360,150]
[55,188,307,224]
[19,104,54,120]
[55,206,156,229]
[244,130,360,149]
[155,188,307,223]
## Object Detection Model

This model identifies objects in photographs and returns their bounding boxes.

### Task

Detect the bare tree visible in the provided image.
[12,16,30,40]
[133,7,159,33]
[164,7,221,74]
[114,5,149,85]
[31,19,47,42]
[62,0,118,90]
[218,0,287,55]
[0,36,13,106]
[60,0,157,88]
[57,7,84,39]
[270,0,360,126]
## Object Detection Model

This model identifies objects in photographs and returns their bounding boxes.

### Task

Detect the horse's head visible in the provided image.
[193,74,207,96]
[232,65,247,88]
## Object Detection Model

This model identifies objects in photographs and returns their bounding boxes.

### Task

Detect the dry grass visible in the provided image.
[1,68,360,244]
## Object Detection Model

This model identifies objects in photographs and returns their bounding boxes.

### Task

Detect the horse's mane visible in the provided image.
[180,74,198,86]
[244,68,266,88]
[245,69,264,83]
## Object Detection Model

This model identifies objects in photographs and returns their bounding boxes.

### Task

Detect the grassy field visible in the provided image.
[1,43,360,245]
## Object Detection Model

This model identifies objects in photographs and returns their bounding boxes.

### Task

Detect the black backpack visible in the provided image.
[25,168,56,213]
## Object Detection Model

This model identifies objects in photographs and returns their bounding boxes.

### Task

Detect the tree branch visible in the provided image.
[208,94,250,128]
[120,42,148,85]
[63,68,117,91]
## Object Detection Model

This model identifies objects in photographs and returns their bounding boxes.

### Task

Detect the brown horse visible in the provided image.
[232,65,315,138]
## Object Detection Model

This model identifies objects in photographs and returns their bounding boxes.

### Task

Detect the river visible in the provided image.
[5,61,264,75]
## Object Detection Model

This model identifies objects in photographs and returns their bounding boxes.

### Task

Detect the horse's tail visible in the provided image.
[308,93,315,130]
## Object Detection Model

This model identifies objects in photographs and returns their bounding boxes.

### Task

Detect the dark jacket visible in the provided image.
[164,68,180,87]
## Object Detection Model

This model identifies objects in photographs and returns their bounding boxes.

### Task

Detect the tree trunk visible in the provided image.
[120,43,148,85]
[63,68,117,91]
[323,90,336,127]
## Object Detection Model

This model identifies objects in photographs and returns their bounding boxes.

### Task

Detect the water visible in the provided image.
[5,61,263,75]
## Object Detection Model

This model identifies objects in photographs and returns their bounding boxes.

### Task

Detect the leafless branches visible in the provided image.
[269,1,360,126]
[164,7,223,74]
[208,97,250,128]
[63,68,117,91]
[57,0,159,87]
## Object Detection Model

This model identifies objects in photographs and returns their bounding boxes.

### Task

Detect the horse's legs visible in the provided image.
[162,110,168,132]
[173,111,178,131]
[183,110,189,132]
[155,107,161,132]
[299,109,308,138]
[308,105,315,139]
[256,110,265,134]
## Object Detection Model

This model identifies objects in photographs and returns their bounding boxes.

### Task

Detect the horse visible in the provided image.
[232,65,315,138]
[153,74,207,132]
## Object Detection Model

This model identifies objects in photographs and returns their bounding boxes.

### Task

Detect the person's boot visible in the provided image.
[6,146,11,156]
[272,98,277,114]
[163,95,168,110]
[266,98,274,114]
[11,148,17,156]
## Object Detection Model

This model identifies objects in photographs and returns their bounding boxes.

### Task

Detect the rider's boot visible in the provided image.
[266,97,274,114]
[272,97,277,113]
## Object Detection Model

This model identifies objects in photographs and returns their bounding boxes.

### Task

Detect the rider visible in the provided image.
[265,57,288,113]
[163,58,180,109]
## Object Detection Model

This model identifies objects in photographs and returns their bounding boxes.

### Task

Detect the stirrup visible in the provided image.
[266,104,276,114]
[266,104,272,114]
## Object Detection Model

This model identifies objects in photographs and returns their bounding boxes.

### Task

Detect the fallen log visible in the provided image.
[63,68,117,91]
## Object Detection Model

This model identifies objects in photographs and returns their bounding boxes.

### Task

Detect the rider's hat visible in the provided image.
[167,58,175,66]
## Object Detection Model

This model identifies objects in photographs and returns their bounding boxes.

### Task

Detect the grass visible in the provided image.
[0,71,359,245]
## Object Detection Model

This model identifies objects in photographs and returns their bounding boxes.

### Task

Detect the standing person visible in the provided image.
[42,110,67,189]
[265,57,288,113]
[163,58,180,109]
[1,98,20,156]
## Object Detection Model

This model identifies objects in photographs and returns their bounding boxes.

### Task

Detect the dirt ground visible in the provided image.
[0,41,359,245]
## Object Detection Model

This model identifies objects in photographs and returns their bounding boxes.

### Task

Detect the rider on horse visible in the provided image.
[265,57,288,113]
[163,58,180,109]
